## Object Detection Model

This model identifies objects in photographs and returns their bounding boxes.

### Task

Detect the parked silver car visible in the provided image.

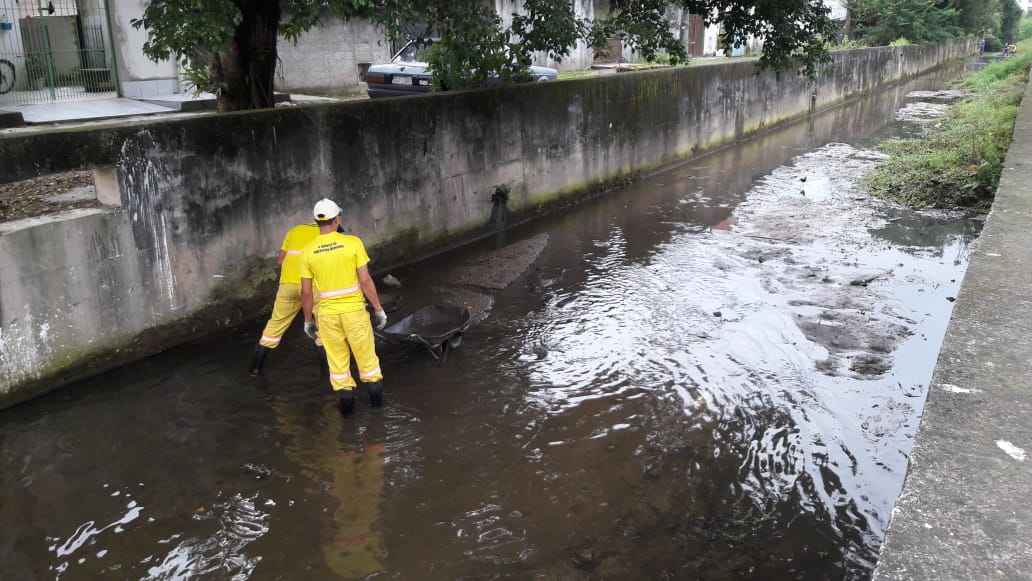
[365,39,559,98]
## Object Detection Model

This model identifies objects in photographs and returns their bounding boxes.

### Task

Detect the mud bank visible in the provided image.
[0,41,976,409]
[873,69,1032,581]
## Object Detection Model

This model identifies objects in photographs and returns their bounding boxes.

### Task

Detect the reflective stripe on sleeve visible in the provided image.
[331,372,351,381]
[320,285,360,299]
[285,250,303,256]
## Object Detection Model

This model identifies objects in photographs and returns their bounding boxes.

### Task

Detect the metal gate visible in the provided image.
[0,0,117,105]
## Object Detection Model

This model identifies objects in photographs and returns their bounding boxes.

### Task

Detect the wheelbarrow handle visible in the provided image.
[408,333,444,361]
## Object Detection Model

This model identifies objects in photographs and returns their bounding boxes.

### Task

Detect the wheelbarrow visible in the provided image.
[374,304,471,362]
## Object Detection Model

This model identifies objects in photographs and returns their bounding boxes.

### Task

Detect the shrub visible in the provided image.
[647,52,674,65]
[829,38,869,51]
[889,38,912,47]
[1020,18,1032,41]
[866,40,1032,209]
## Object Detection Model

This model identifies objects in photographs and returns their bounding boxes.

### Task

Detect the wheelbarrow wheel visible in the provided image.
[448,334,463,350]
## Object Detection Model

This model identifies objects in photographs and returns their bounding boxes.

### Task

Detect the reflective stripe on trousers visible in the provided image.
[258,283,320,348]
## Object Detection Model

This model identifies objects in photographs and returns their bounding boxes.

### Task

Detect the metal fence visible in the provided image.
[0,0,117,105]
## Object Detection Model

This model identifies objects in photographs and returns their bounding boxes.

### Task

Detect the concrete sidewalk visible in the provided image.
[1,92,341,126]
[873,79,1032,578]
[5,98,176,124]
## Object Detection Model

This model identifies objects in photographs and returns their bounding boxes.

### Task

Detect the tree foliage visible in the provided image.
[1020,15,1032,41]
[1000,0,1023,43]
[953,0,999,35]
[134,0,837,111]
[845,0,1024,47]
[845,0,959,45]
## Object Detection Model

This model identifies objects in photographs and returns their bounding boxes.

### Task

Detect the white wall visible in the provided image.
[703,24,720,56]
[495,0,595,71]
[826,0,847,21]
[276,17,389,95]
[110,1,392,98]
[701,22,763,57]
[109,0,178,97]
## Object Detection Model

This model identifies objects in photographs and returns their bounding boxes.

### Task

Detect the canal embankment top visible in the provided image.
[873,70,1032,580]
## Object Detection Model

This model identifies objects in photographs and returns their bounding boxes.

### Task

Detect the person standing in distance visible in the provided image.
[300,199,388,414]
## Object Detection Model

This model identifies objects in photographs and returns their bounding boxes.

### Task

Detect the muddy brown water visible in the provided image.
[0,61,988,580]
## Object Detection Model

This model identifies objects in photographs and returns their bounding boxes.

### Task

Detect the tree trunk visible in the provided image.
[213,0,281,112]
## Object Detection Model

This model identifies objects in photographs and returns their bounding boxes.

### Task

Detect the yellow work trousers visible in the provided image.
[318,310,383,391]
[259,283,320,348]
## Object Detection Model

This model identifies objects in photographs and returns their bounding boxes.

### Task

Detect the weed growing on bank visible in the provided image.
[866,42,1032,209]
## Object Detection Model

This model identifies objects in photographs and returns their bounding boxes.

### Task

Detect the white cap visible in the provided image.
[313,198,341,221]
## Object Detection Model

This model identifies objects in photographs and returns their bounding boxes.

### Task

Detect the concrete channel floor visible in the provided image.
[873,80,1032,578]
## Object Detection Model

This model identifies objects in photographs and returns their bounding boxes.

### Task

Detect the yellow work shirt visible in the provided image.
[300,232,371,314]
[279,224,320,284]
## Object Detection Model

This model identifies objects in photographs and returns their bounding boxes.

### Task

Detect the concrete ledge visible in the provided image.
[138,92,291,112]
[873,76,1032,579]
[0,108,24,128]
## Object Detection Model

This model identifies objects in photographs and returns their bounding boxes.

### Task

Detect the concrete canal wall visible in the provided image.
[873,71,1032,580]
[0,40,976,408]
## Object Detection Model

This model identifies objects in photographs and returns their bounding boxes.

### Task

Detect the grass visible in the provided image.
[865,40,1032,210]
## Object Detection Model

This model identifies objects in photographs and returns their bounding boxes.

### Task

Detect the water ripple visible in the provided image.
[142,492,269,580]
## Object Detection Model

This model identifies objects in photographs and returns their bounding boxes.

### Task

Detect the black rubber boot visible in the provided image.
[249,345,270,376]
[339,390,356,415]
[316,346,329,376]
[366,381,384,408]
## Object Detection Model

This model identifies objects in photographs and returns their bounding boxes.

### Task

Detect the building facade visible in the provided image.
[276,18,390,97]
[0,0,390,106]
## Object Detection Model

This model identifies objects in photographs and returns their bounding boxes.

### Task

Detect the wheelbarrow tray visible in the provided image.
[375,304,471,360]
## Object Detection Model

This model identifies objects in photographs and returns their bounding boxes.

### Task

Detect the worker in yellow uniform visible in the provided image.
[300,199,388,414]
[249,221,321,375]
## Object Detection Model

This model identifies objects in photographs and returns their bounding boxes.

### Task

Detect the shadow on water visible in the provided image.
[0,61,983,580]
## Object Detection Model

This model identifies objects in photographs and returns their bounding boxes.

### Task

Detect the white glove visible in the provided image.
[373,309,388,331]
[304,320,318,340]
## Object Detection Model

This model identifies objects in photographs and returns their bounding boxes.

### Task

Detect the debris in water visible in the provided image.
[851,355,892,377]
[383,274,402,288]
[905,89,969,101]
[996,440,1027,462]
[446,234,549,290]
[940,383,980,394]
[850,271,892,287]
[896,101,950,123]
